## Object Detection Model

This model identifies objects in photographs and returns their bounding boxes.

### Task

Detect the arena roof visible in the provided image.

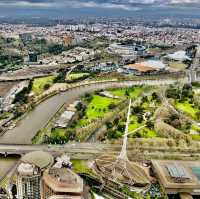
[124,63,157,73]
[95,155,150,187]
[21,151,54,169]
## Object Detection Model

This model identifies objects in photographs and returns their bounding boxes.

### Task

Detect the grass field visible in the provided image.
[175,100,199,119]
[71,160,92,174]
[191,134,200,141]
[109,87,144,99]
[129,116,157,138]
[168,61,187,70]
[77,95,119,126]
[32,75,55,95]
[68,72,90,80]
[51,128,66,138]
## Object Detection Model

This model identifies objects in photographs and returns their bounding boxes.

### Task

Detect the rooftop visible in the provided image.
[166,51,191,61]
[152,160,200,195]
[21,151,54,169]
[95,154,150,187]
[166,164,190,180]
[43,168,83,194]
[48,196,82,199]
[124,63,158,73]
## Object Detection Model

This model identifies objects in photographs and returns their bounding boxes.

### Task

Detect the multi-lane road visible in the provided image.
[0,143,200,161]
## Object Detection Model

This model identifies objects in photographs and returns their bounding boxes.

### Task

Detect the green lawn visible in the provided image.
[71,160,93,174]
[109,87,144,99]
[191,124,200,132]
[175,101,199,119]
[128,116,157,138]
[51,128,66,138]
[68,72,90,80]
[77,95,119,126]
[168,61,187,70]
[32,75,55,95]
[191,134,200,141]
[129,116,143,132]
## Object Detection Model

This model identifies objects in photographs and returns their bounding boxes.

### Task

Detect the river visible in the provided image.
[0,79,176,144]
[0,82,126,144]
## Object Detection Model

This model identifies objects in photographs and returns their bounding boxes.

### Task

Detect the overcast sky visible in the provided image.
[0,0,199,18]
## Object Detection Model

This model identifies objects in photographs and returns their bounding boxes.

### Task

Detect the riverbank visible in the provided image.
[0,79,178,144]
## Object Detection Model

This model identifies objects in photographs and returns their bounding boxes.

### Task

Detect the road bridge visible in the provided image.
[0,143,200,160]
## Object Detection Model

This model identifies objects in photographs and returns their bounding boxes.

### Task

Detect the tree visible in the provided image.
[125,90,130,97]
[44,83,50,90]
[196,111,200,120]
[48,44,64,55]
[54,71,66,83]
[108,102,116,110]
[132,106,143,114]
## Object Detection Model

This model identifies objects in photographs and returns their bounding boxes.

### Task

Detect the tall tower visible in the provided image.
[115,99,131,162]
[189,45,200,83]
[95,99,150,187]
[17,163,41,199]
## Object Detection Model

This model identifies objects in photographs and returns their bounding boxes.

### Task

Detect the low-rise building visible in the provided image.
[122,60,166,75]
[152,160,200,198]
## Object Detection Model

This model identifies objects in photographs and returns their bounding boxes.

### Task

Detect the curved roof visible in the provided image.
[21,151,54,169]
[95,155,150,187]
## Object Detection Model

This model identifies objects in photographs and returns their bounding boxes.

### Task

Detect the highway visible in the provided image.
[0,79,179,144]
[0,143,200,161]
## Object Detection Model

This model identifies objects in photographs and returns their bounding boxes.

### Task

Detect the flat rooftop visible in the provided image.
[152,160,200,195]
[0,82,17,97]
[43,168,83,194]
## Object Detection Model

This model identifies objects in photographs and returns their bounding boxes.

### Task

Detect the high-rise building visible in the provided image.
[28,52,39,63]
[16,151,54,199]
[42,155,83,199]
[17,163,41,199]
[42,167,83,199]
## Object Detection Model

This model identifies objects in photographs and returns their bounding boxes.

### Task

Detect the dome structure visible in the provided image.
[21,151,54,169]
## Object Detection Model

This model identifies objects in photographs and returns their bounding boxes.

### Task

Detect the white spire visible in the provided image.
[118,99,131,161]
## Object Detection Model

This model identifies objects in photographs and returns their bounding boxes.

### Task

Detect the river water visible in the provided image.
[0,79,175,144]
[0,82,124,144]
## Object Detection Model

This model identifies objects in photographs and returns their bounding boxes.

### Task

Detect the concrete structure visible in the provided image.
[152,160,200,197]
[28,52,39,63]
[42,155,83,199]
[165,51,191,62]
[1,81,29,111]
[108,43,145,60]
[16,151,54,199]
[188,45,200,83]
[55,111,75,128]
[122,60,166,75]
[42,168,83,199]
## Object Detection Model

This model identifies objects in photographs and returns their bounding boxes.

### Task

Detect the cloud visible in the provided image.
[0,0,141,10]
[0,0,199,10]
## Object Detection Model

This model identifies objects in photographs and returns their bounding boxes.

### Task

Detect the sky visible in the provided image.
[0,0,200,19]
